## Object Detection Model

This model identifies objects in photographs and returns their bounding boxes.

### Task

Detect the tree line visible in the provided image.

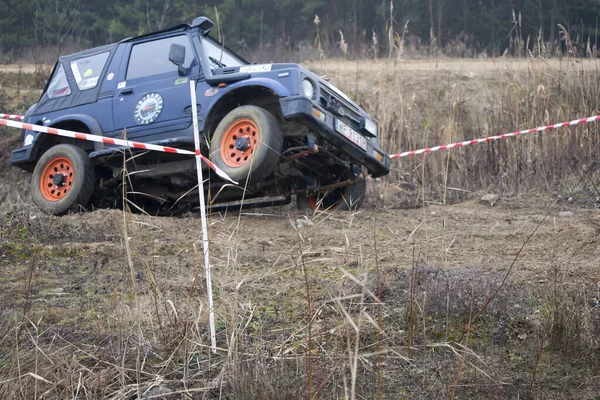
[0,0,598,62]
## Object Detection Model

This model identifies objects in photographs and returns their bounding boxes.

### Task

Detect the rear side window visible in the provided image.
[46,64,71,99]
[70,52,110,91]
[126,35,194,80]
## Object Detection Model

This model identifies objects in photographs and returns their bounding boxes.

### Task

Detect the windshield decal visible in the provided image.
[239,64,272,73]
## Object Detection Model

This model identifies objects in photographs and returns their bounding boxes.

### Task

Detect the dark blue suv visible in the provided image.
[11,17,390,215]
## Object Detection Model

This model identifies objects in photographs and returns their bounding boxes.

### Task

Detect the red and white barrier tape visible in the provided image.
[390,115,600,159]
[194,148,237,183]
[0,113,24,121]
[0,118,237,184]
[7,110,596,178]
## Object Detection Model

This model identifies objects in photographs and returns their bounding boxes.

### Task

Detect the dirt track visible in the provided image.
[76,197,600,308]
[1,174,599,397]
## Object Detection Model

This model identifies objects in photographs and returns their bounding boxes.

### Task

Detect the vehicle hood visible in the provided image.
[214,63,370,118]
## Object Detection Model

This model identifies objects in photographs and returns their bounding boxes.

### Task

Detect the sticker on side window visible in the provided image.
[71,63,82,83]
[71,52,109,91]
[80,77,99,90]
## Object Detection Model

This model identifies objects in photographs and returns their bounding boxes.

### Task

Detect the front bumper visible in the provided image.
[11,145,36,171]
[280,96,390,178]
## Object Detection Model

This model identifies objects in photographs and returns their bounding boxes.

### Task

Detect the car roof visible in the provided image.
[119,24,189,44]
[58,43,118,63]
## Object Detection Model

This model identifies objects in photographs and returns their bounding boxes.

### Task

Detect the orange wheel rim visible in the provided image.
[220,118,259,168]
[39,157,75,202]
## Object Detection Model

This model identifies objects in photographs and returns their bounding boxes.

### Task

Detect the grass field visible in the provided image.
[0,58,599,399]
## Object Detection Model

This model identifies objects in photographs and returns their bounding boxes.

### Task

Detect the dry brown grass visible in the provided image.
[0,201,598,399]
[307,57,600,206]
[0,59,599,399]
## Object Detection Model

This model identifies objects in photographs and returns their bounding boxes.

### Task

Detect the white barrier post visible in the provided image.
[189,79,217,354]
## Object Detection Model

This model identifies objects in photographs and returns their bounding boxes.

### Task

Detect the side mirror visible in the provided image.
[169,43,187,76]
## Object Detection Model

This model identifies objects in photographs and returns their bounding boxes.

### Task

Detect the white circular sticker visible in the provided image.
[107,72,115,81]
[134,93,164,125]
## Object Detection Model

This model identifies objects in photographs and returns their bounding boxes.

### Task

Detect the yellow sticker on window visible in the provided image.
[83,68,94,77]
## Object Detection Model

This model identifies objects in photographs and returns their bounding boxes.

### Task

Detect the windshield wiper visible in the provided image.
[209,56,226,68]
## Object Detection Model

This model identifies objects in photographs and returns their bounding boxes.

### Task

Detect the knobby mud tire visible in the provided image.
[31,144,94,215]
[209,105,282,184]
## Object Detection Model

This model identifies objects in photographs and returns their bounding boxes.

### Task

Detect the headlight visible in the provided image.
[360,118,378,137]
[302,79,315,99]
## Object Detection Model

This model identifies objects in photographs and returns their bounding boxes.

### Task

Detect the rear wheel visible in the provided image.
[210,105,282,183]
[298,176,367,211]
[31,144,94,215]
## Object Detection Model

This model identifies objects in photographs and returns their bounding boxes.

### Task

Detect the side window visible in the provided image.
[126,35,194,80]
[70,52,110,91]
[46,64,71,99]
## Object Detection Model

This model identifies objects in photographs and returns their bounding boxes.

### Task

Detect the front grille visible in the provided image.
[319,84,362,130]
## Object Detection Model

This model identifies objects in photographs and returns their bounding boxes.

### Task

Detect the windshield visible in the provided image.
[202,36,247,70]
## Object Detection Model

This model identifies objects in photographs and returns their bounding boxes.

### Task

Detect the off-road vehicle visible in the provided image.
[11,17,390,215]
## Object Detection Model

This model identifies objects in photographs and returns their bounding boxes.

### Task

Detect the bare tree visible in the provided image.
[35,0,81,57]
[146,0,171,31]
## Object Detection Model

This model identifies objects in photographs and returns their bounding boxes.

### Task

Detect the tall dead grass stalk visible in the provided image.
[451,285,474,400]
[374,227,382,400]
[292,217,313,398]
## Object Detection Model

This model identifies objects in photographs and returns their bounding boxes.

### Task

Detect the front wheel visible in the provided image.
[31,144,95,215]
[298,177,367,212]
[209,105,282,183]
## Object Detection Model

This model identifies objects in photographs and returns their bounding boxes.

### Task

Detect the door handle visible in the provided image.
[184,104,202,115]
[120,87,134,95]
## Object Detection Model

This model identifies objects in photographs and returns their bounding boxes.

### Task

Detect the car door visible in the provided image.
[111,34,198,140]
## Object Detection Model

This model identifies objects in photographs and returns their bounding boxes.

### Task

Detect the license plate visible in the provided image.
[335,119,367,151]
